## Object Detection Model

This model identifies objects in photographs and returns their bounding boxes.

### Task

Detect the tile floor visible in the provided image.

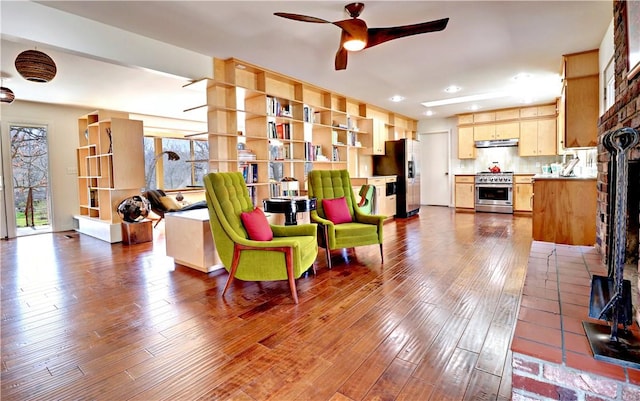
[511,241,640,383]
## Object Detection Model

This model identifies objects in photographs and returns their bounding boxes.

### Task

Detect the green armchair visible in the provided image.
[307,170,385,269]
[203,172,318,304]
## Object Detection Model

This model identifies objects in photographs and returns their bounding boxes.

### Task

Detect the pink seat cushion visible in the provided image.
[241,208,273,241]
[322,197,352,224]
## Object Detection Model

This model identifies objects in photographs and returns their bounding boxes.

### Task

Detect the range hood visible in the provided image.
[474,139,519,148]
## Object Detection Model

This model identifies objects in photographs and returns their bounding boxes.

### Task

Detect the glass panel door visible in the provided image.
[10,125,51,236]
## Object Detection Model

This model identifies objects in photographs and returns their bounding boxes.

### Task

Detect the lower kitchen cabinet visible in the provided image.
[351,176,396,220]
[455,175,475,210]
[532,177,596,245]
[514,175,534,212]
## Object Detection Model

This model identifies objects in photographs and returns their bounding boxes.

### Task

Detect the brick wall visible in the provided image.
[596,1,640,322]
[512,353,640,401]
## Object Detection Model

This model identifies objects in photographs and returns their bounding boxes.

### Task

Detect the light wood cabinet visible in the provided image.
[362,118,387,155]
[76,110,145,243]
[457,103,555,159]
[455,175,475,210]
[206,58,416,203]
[514,175,534,212]
[495,121,520,139]
[458,114,474,125]
[473,124,495,141]
[520,104,556,118]
[495,108,520,121]
[351,176,395,219]
[382,176,397,218]
[474,122,519,141]
[458,126,476,159]
[518,118,557,156]
[532,178,596,245]
[473,112,495,123]
[561,49,599,148]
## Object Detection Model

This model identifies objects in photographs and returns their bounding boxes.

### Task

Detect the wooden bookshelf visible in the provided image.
[76,110,145,242]
[204,57,417,202]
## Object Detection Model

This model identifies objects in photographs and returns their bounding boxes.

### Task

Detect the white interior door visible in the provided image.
[419,131,450,206]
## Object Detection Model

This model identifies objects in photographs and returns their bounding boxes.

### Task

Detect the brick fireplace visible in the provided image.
[596,1,640,322]
[511,3,640,400]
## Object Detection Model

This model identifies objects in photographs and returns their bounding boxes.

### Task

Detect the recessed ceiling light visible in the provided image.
[424,110,434,116]
[390,95,405,102]
[444,85,461,93]
[513,72,532,81]
[469,105,480,111]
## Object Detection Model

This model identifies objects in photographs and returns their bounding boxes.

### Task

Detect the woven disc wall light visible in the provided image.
[15,50,57,83]
[0,87,15,103]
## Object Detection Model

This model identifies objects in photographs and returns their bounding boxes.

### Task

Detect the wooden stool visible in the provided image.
[121,220,153,245]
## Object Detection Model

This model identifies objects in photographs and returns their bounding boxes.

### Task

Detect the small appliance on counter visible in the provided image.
[560,157,580,177]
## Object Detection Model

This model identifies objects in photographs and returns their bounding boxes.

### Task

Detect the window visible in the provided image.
[604,56,615,111]
[144,137,208,190]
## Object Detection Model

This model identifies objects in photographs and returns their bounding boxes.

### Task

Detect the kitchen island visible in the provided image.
[532,175,597,245]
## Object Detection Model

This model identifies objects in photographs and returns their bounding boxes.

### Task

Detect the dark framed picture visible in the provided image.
[627,0,640,79]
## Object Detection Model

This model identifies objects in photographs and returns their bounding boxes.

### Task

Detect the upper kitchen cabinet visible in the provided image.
[519,118,557,156]
[457,103,555,159]
[559,49,599,148]
[458,126,475,159]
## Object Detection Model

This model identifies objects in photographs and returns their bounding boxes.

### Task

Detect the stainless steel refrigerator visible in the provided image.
[373,139,421,217]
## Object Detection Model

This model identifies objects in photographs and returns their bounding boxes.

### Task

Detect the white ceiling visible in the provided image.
[1,1,612,126]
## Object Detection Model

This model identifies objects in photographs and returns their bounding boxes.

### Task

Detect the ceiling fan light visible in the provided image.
[343,38,366,51]
[0,87,15,103]
[15,50,57,83]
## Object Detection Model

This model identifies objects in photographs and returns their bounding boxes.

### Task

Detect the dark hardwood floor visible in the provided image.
[1,206,533,400]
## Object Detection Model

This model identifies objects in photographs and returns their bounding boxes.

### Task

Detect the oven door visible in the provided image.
[475,184,513,213]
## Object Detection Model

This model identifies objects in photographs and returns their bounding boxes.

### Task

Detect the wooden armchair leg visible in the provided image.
[379,243,384,263]
[222,245,242,297]
[323,225,332,269]
[284,248,298,304]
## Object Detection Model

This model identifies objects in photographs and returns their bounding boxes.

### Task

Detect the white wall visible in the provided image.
[1,101,92,236]
[599,19,615,116]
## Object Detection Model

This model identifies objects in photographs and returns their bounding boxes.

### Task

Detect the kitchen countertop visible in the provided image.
[532,174,596,180]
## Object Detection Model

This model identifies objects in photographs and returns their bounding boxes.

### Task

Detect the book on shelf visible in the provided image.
[247,186,258,207]
[267,96,293,118]
[304,142,323,161]
[239,162,259,184]
[269,182,281,198]
[303,105,315,123]
[275,122,291,140]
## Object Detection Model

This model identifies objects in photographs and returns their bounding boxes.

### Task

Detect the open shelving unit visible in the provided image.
[76,110,145,242]
[203,57,416,204]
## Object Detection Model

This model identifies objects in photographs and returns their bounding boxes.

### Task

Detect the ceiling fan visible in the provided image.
[274,2,449,71]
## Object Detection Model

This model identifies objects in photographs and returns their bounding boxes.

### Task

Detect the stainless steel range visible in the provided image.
[475,172,514,214]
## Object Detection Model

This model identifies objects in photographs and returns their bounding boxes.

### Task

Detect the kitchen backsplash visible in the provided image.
[454,147,597,176]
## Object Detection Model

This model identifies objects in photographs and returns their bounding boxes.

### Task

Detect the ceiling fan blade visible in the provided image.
[365,17,449,48]
[273,12,331,24]
[333,18,368,39]
[335,45,348,71]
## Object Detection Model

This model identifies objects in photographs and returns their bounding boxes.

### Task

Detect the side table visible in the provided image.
[164,208,223,273]
[263,197,317,225]
[121,220,153,245]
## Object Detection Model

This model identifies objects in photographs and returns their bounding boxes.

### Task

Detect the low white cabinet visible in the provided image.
[165,208,223,273]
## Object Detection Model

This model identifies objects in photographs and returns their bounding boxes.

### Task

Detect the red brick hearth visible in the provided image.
[511,241,640,400]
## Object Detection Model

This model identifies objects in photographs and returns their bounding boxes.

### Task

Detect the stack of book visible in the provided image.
[238,149,256,161]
